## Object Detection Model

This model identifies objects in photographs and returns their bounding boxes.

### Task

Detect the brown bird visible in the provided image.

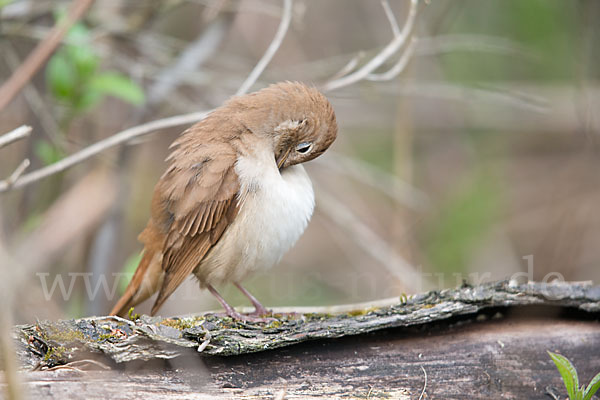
[110,82,337,321]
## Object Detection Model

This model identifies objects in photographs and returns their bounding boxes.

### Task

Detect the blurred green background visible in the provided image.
[0,0,598,322]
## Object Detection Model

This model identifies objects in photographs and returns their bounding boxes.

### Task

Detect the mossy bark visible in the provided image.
[15,280,600,368]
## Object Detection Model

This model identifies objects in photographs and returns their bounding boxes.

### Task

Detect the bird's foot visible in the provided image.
[248,305,271,317]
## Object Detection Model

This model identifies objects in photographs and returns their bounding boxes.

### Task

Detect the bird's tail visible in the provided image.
[109,249,163,317]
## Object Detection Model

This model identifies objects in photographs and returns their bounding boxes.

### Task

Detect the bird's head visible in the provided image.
[228,81,338,170]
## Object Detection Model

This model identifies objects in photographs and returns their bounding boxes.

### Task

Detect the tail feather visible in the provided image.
[110,249,163,317]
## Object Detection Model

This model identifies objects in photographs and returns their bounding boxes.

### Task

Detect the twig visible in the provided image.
[2,43,63,147]
[235,0,293,96]
[366,38,416,81]
[328,52,364,81]
[0,111,208,193]
[0,0,95,111]
[366,33,531,81]
[418,366,427,400]
[146,16,231,106]
[4,159,30,188]
[381,0,401,37]
[63,359,112,370]
[321,0,418,92]
[0,125,32,149]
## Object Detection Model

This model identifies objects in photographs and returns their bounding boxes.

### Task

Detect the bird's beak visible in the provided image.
[276,147,292,170]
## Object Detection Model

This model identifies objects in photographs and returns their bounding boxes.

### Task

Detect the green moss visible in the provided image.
[266,320,283,329]
[160,317,203,330]
[347,307,377,317]
[43,325,85,342]
[43,345,67,363]
[98,333,115,341]
[301,313,332,321]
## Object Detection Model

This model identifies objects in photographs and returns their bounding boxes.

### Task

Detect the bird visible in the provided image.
[110,82,337,321]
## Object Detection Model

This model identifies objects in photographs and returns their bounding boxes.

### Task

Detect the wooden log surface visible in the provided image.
[5,280,600,399]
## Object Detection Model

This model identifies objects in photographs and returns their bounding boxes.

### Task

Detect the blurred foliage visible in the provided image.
[441,0,577,82]
[351,129,395,172]
[34,139,65,166]
[45,13,145,116]
[424,166,501,275]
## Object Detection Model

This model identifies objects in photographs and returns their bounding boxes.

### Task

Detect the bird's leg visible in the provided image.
[234,283,270,316]
[207,284,272,322]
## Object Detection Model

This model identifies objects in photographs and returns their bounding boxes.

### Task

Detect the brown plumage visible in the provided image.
[110,82,337,319]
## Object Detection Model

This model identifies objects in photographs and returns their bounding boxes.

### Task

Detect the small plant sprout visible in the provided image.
[548,351,600,400]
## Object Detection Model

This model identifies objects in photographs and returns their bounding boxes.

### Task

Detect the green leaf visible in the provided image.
[74,89,102,112]
[34,140,64,166]
[584,371,600,400]
[65,23,98,79]
[67,44,99,80]
[89,73,145,105]
[46,53,76,100]
[65,21,90,43]
[548,351,580,400]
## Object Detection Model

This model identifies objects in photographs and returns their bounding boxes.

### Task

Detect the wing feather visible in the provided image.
[148,135,240,315]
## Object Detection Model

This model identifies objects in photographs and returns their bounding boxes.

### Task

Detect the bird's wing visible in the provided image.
[149,136,240,315]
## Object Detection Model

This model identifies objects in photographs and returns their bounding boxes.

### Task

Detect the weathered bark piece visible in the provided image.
[10,306,600,399]
[15,280,600,368]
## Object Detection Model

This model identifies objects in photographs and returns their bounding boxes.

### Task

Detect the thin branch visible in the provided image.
[0,111,208,193]
[147,16,231,106]
[367,37,416,81]
[0,0,95,111]
[2,43,63,147]
[327,52,365,81]
[0,125,32,149]
[321,0,418,92]
[235,0,293,96]
[418,366,427,400]
[4,159,31,188]
[381,0,401,37]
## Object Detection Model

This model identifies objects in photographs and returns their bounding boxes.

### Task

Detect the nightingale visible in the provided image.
[110,82,337,321]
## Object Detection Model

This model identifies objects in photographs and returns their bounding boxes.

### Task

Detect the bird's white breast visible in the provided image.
[197,146,314,286]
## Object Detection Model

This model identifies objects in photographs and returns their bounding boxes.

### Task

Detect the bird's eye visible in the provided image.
[295,142,313,154]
